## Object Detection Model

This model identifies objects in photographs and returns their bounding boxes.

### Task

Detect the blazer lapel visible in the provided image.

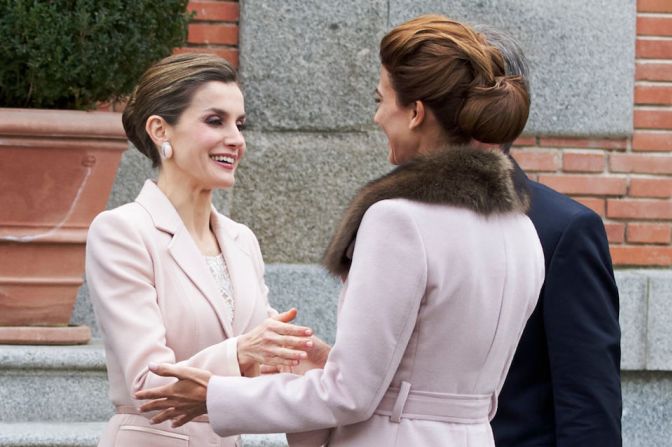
[135,180,234,338]
[210,211,256,335]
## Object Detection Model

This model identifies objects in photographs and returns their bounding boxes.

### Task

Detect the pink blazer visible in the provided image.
[86,180,275,447]
[205,199,545,447]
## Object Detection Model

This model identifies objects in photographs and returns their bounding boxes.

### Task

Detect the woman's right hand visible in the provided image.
[237,308,314,373]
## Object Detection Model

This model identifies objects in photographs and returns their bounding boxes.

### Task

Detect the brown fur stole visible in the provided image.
[322,146,530,277]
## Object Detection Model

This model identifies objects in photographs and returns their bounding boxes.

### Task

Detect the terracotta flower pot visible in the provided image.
[0,108,127,344]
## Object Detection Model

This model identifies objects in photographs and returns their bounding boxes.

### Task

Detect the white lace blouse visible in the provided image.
[205,253,235,327]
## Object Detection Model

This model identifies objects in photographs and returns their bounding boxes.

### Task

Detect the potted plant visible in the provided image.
[0,0,192,344]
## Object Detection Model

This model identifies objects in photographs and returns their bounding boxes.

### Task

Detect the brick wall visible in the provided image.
[177,0,240,68]
[511,0,672,267]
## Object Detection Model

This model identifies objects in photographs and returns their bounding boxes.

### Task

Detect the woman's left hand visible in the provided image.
[135,363,211,427]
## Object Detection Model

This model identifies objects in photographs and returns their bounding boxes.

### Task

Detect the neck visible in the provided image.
[157,169,217,254]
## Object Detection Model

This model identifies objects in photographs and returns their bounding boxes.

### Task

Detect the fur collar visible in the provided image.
[322,146,530,276]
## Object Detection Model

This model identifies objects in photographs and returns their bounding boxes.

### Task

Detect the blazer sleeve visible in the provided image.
[206,200,428,437]
[542,210,622,446]
[85,210,243,398]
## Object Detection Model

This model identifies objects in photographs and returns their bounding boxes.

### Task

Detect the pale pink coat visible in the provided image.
[206,199,545,446]
[86,180,275,447]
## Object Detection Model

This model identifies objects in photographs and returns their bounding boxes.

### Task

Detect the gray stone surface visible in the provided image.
[0,424,286,447]
[106,145,230,213]
[615,271,648,370]
[646,275,672,370]
[0,422,105,447]
[0,342,112,422]
[266,264,341,345]
[239,0,387,131]
[230,131,390,263]
[622,371,672,447]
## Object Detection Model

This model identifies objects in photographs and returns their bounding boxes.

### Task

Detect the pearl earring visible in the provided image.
[160,141,173,160]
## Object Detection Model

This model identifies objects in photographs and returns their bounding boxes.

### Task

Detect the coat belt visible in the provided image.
[115,405,209,423]
[374,381,495,424]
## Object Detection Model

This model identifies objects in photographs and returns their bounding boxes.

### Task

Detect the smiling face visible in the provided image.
[373,67,419,165]
[163,81,246,190]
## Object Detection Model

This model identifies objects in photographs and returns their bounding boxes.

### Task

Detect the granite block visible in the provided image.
[0,424,286,447]
[239,0,387,130]
[0,422,105,447]
[622,371,672,447]
[646,274,672,370]
[266,264,341,345]
[230,131,390,263]
[389,0,636,136]
[615,271,648,370]
[0,342,111,422]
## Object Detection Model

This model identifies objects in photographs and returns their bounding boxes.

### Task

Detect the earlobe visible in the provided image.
[409,100,425,130]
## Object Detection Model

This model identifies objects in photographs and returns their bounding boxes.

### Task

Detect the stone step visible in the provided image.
[0,423,286,447]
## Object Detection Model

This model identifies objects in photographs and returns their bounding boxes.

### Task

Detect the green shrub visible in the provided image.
[0,0,192,109]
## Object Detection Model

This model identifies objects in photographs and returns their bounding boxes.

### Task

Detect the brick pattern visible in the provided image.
[176,1,240,67]
[510,2,672,267]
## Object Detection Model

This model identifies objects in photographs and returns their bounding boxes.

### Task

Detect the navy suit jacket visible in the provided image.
[492,164,622,446]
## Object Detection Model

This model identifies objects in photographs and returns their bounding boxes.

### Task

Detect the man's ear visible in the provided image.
[409,100,426,131]
[145,115,170,146]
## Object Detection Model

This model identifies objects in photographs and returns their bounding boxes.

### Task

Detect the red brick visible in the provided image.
[188,23,238,45]
[633,130,672,151]
[638,0,672,13]
[174,47,239,67]
[188,1,239,21]
[635,84,672,105]
[627,222,671,243]
[634,108,672,129]
[610,153,672,174]
[538,175,627,196]
[610,245,672,266]
[512,136,537,146]
[511,149,558,172]
[636,62,672,81]
[637,37,672,59]
[607,198,672,219]
[604,222,626,243]
[637,15,672,36]
[575,197,606,215]
[630,177,672,197]
[563,151,605,172]
[538,137,627,150]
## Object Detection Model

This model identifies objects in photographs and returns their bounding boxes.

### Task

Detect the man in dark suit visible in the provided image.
[479,27,623,446]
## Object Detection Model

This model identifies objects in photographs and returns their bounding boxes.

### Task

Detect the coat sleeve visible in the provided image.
[542,210,622,446]
[85,210,242,399]
[207,200,428,437]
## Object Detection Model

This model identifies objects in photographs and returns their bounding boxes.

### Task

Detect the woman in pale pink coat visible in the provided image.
[136,16,545,446]
[85,54,314,447]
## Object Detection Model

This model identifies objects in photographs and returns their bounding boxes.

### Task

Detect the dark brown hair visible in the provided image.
[122,53,238,167]
[380,15,529,145]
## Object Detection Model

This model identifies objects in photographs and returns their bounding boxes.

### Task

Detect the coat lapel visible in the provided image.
[210,211,255,335]
[135,180,234,338]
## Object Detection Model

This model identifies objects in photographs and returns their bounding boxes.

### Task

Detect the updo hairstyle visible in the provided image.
[122,53,238,167]
[380,15,529,145]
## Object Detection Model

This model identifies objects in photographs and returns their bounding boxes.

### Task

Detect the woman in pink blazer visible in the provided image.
[136,16,545,446]
[85,54,314,447]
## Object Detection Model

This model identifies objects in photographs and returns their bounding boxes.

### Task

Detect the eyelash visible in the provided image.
[205,116,246,131]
